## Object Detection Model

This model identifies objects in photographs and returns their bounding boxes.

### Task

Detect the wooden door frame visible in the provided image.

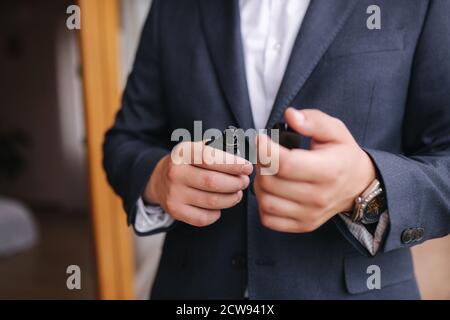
[78,0,134,300]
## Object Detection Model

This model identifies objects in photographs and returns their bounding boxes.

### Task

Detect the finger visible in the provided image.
[183,165,250,193]
[183,187,243,210]
[256,134,291,177]
[173,203,221,227]
[284,108,351,143]
[171,141,253,175]
[255,174,318,205]
[259,214,302,233]
[257,190,308,220]
[257,133,330,181]
[260,212,326,233]
[195,144,254,176]
[277,149,330,183]
[254,180,308,220]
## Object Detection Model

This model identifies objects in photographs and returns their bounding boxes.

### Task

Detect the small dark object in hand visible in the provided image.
[206,126,243,157]
[272,122,302,149]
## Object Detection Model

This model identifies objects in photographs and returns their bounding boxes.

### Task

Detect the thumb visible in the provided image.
[284,108,350,143]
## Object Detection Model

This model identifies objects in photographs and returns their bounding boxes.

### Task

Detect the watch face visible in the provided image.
[362,194,386,224]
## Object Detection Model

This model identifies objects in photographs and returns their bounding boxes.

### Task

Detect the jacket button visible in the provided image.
[231,255,247,270]
[401,229,414,244]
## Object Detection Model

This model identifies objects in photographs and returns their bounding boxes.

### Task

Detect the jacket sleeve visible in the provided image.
[366,0,450,252]
[103,0,170,226]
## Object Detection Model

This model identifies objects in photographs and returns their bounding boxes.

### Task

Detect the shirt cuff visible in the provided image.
[134,197,175,234]
[339,211,389,256]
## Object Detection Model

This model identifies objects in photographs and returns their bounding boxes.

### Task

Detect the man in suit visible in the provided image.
[103,0,450,299]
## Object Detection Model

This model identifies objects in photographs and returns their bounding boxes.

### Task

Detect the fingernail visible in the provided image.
[241,163,254,175]
[242,176,250,189]
[236,191,243,203]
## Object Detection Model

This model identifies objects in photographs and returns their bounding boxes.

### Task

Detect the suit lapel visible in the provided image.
[266,0,359,129]
[198,0,255,130]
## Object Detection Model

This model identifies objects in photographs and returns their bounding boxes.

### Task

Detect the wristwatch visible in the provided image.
[344,179,387,224]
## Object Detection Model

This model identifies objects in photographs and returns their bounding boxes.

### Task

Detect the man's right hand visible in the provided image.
[144,141,253,227]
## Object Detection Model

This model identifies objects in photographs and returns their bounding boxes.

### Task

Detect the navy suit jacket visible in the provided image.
[103,0,450,299]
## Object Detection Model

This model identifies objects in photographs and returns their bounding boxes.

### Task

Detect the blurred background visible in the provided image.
[0,0,448,300]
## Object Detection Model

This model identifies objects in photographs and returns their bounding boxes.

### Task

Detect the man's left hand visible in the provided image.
[254,108,376,233]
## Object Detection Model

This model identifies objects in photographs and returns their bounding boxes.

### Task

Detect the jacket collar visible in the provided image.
[198,0,359,130]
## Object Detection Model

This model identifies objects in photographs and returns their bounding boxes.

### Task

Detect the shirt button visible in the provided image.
[273,42,281,51]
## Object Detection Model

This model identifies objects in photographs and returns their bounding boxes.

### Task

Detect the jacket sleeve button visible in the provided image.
[413,227,425,242]
[401,229,414,244]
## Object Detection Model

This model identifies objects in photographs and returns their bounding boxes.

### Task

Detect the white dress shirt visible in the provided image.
[240,0,310,129]
[135,0,388,256]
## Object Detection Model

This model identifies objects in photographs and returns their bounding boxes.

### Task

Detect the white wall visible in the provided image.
[55,17,87,210]
[120,0,152,82]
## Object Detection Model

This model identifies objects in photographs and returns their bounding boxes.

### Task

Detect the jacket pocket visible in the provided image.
[326,29,405,59]
[344,248,415,294]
